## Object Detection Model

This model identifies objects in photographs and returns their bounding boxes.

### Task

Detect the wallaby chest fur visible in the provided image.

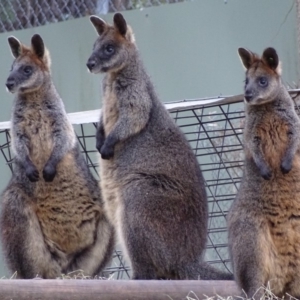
[102,75,119,136]
[16,95,101,252]
[87,13,233,280]
[228,47,300,298]
[1,35,114,279]
[244,107,292,169]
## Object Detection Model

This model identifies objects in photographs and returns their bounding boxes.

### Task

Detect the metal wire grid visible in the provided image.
[169,101,244,275]
[0,0,185,33]
[0,99,246,278]
[0,129,13,173]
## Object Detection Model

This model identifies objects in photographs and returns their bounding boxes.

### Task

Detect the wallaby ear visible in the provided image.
[31,34,45,58]
[90,16,107,36]
[8,36,22,58]
[113,13,127,36]
[262,47,279,70]
[238,48,255,70]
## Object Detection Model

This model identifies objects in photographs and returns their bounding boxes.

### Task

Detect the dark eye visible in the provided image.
[23,66,33,75]
[104,45,115,55]
[244,78,249,85]
[258,76,268,87]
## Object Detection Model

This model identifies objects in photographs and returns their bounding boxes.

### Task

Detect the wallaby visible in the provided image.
[1,34,114,279]
[228,47,300,298]
[86,13,233,280]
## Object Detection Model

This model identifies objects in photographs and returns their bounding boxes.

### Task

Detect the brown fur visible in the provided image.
[228,47,300,298]
[1,34,114,278]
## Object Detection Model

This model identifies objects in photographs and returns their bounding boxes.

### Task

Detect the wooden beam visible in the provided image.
[0,280,239,300]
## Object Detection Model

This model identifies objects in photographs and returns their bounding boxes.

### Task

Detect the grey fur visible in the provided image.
[1,34,114,279]
[87,13,233,280]
[228,47,300,298]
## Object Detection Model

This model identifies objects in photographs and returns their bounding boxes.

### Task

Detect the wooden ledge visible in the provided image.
[0,280,239,300]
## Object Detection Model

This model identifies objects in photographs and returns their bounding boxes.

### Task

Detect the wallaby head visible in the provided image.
[6,34,51,94]
[86,13,136,74]
[238,47,282,105]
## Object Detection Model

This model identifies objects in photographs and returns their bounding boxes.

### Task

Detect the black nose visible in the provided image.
[5,79,15,91]
[244,90,253,102]
[86,59,96,71]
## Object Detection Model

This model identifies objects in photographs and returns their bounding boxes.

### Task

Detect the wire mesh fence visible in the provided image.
[0,0,185,33]
[0,92,299,278]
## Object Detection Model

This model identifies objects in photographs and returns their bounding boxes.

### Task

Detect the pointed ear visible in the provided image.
[238,48,255,69]
[8,36,22,58]
[262,47,279,70]
[90,16,107,36]
[31,34,45,58]
[113,13,127,36]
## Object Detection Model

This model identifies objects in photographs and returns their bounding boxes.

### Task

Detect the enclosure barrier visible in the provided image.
[0,0,190,33]
[0,279,238,300]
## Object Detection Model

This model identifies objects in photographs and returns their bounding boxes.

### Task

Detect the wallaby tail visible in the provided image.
[67,216,115,277]
[198,262,234,280]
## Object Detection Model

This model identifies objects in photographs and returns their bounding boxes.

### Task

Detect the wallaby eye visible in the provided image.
[23,66,33,75]
[104,45,115,55]
[258,76,268,87]
[244,78,249,85]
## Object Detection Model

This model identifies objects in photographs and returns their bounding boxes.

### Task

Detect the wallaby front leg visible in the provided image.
[100,134,118,160]
[43,122,75,182]
[96,114,105,153]
[24,155,39,182]
[250,136,272,180]
[280,122,300,174]
[13,128,39,182]
[100,97,151,160]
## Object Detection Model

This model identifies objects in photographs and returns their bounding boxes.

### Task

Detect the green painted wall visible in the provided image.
[0,0,298,276]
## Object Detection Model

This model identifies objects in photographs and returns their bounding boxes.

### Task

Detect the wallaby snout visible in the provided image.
[86,57,96,72]
[5,77,15,92]
[244,89,253,102]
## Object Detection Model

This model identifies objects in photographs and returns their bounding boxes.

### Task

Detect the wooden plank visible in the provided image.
[0,280,239,300]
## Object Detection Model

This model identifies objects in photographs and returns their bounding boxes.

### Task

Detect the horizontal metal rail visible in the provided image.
[0,89,299,130]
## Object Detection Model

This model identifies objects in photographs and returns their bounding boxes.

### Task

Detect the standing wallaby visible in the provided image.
[228,47,300,298]
[86,13,233,280]
[1,34,114,279]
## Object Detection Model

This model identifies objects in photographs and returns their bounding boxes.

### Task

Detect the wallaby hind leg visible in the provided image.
[176,260,202,280]
[229,218,269,299]
[67,217,115,276]
[285,277,300,299]
[197,262,234,280]
[121,217,159,279]
[121,183,200,280]
[0,186,62,278]
[178,261,234,280]
[131,262,159,280]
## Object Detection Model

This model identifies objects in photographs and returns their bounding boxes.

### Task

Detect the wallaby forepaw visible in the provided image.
[96,129,105,153]
[26,165,39,182]
[96,140,104,153]
[100,144,114,160]
[280,159,293,174]
[260,168,272,180]
[43,163,56,182]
